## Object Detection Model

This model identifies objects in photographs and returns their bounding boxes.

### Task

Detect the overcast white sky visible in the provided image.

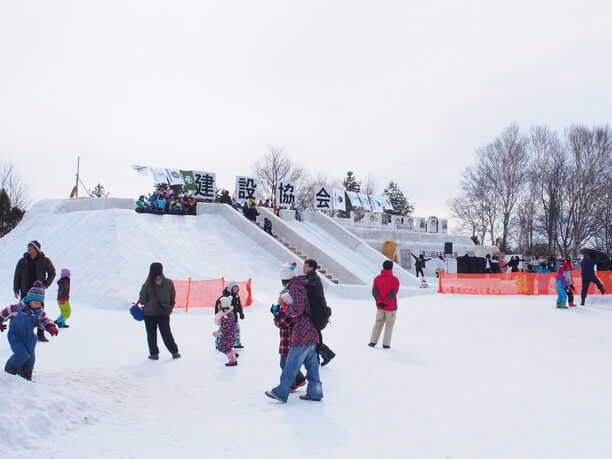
[1,0,611,218]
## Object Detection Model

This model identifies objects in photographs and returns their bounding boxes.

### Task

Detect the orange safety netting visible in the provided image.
[438,270,612,295]
[173,278,253,311]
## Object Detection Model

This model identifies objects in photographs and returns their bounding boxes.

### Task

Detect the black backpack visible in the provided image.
[306,280,332,331]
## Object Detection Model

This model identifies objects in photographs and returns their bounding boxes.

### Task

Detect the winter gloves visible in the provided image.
[240,312,245,320]
[270,304,280,314]
[48,326,59,336]
[59,298,66,305]
[377,302,387,309]
[212,330,222,337]
[0,322,5,332]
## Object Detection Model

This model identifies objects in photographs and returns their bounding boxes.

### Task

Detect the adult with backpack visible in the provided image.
[303,259,335,366]
[369,260,400,349]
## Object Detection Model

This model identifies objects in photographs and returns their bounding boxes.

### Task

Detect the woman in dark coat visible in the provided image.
[138,262,180,360]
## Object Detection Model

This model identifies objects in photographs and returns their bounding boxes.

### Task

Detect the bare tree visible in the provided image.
[362,175,378,195]
[295,172,341,210]
[0,162,28,209]
[448,195,488,244]
[556,125,612,255]
[253,147,306,204]
[474,124,529,251]
[528,126,567,255]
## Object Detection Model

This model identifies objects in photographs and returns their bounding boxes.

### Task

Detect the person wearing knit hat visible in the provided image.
[214,296,238,366]
[213,281,246,349]
[266,262,323,403]
[55,268,72,328]
[13,240,56,342]
[0,280,59,381]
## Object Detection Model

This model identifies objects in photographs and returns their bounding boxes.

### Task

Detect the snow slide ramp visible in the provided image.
[0,199,290,308]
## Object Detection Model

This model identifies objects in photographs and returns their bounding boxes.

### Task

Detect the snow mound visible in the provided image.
[0,200,285,308]
[0,373,93,453]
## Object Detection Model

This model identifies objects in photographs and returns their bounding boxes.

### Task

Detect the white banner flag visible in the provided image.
[150,168,169,185]
[346,191,362,208]
[166,169,185,186]
[193,171,216,199]
[314,186,332,210]
[332,188,347,211]
[381,195,394,211]
[277,181,296,207]
[131,165,149,177]
[371,195,384,213]
[358,193,371,211]
[235,176,259,201]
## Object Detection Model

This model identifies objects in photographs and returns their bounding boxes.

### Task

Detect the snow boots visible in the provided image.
[148,354,159,360]
[4,362,18,375]
[317,343,336,367]
[556,302,568,309]
[18,369,32,381]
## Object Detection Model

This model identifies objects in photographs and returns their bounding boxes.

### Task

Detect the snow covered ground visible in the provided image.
[1,293,611,459]
[1,201,611,458]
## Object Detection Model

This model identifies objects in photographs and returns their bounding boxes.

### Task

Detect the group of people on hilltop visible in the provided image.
[1,240,73,381]
[135,189,197,215]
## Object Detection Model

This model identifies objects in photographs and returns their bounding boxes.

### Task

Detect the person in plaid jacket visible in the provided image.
[266,263,323,403]
[272,291,306,392]
[1,281,59,381]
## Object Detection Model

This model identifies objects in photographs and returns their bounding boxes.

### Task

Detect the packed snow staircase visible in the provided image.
[252,220,340,284]
[256,208,422,292]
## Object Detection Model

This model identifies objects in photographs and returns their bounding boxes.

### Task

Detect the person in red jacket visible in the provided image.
[369,260,400,349]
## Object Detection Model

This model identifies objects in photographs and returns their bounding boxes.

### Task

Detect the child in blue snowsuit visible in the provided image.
[0,281,58,380]
[555,267,568,309]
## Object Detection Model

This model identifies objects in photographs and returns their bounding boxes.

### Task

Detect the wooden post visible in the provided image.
[185,277,192,312]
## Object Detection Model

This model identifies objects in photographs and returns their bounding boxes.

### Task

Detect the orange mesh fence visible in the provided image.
[438,270,612,295]
[173,278,253,310]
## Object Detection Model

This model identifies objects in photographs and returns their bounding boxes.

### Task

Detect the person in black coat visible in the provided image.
[507,256,524,273]
[244,203,259,222]
[303,259,335,366]
[220,190,233,205]
[580,253,605,305]
[411,253,430,277]
[13,240,56,342]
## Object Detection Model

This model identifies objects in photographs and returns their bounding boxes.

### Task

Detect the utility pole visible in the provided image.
[75,156,80,197]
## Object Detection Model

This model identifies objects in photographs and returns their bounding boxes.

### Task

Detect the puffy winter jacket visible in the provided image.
[372,269,400,311]
[13,252,56,298]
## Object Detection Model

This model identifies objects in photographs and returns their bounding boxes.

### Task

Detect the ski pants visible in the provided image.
[415,267,424,277]
[556,280,567,304]
[56,300,71,324]
[581,275,604,303]
[6,314,38,373]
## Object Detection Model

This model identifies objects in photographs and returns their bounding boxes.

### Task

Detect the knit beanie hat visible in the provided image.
[25,280,45,304]
[219,296,233,313]
[227,281,239,292]
[28,240,41,253]
[280,262,298,280]
[61,268,71,278]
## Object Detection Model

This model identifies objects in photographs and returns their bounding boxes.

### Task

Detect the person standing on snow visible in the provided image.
[1,281,59,381]
[580,253,606,305]
[13,240,56,343]
[303,259,335,366]
[265,263,323,403]
[369,260,400,349]
[138,262,180,360]
[411,253,430,277]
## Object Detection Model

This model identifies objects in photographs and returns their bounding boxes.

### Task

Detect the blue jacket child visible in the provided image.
[0,281,58,381]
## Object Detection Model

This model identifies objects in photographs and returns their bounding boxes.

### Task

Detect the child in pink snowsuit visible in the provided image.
[213,296,238,366]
